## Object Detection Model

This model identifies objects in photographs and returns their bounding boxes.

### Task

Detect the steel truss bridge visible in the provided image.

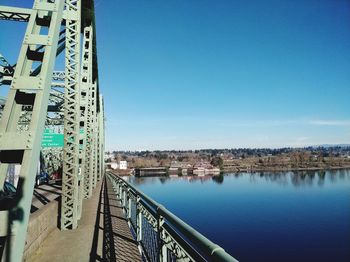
[0,1,238,262]
[0,0,104,260]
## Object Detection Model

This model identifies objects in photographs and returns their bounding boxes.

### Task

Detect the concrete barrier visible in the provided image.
[23,199,59,261]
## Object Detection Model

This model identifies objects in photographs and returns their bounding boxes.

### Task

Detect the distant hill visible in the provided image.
[312,144,350,148]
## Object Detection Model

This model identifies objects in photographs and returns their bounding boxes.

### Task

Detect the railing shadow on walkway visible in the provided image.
[89,178,116,262]
[89,178,142,262]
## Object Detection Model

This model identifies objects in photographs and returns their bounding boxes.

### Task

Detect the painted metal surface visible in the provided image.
[0,1,64,261]
[0,0,102,260]
[0,6,31,22]
[61,0,82,230]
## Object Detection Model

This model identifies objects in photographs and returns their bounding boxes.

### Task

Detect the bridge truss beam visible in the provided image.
[0,6,31,22]
[0,0,105,260]
[61,0,82,230]
[78,25,92,216]
[0,1,64,261]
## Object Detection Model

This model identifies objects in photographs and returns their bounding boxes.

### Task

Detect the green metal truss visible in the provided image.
[0,0,105,260]
[61,0,82,230]
[77,25,93,218]
[84,79,96,198]
[0,1,64,261]
[98,95,105,181]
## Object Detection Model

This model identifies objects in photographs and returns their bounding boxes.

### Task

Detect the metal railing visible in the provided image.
[106,172,238,262]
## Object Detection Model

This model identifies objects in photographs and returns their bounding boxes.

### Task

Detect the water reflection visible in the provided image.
[126,169,350,262]
[128,169,350,188]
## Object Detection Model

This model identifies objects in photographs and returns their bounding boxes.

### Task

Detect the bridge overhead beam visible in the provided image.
[0,6,31,22]
[0,1,64,261]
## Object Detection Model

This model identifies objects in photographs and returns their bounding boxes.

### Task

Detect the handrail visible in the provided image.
[106,171,238,262]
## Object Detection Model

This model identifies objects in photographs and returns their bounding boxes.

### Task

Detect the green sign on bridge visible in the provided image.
[41,128,84,148]
[41,129,64,147]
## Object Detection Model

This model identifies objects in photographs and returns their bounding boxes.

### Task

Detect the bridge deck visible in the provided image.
[27,178,142,262]
[104,178,142,261]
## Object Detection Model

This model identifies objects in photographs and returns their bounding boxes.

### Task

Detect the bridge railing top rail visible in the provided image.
[107,171,238,262]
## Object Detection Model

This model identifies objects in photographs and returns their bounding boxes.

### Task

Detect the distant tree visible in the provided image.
[211,156,223,169]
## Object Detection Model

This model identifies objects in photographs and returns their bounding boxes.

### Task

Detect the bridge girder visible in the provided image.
[0,1,65,261]
[0,0,105,261]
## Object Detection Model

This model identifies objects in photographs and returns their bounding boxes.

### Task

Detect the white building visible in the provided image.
[119,161,127,170]
[110,162,119,170]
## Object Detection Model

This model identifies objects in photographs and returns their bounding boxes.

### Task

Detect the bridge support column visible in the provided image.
[77,25,93,219]
[0,0,64,260]
[61,0,82,230]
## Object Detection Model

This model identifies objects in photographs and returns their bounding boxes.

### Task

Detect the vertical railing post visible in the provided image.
[136,196,143,254]
[117,180,121,199]
[136,197,142,240]
[112,178,118,194]
[161,245,168,262]
[123,185,127,210]
[121,185,124,206]
[127,189,132,220]
[158,215,167,262]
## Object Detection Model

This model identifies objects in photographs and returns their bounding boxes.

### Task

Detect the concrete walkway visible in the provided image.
[27,177,142,262]
[105,179,142,262]
[28,181,103,262]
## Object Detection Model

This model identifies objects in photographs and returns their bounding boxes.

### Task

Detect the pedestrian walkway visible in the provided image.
[104,179,142,262]
[27,177,142,262]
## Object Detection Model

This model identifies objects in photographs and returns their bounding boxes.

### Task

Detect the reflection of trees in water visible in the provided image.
[291,171,315,187]
[127,176,161,186]
[231,169,350,188]
[129,169,350,188]
[339,169,346,179]
[260,172,289,186]
[329,170,338,183]
[159,177,167,184]
[318,171,326,186]
[212,174,224,184]
[240,172,289,186]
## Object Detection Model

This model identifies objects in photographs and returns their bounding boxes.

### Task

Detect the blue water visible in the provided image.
[127,170,350,262]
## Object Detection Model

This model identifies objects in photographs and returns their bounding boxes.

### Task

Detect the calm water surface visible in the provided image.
[126,170,350,262]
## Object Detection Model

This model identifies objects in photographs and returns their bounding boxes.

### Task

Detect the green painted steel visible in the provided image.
[61,0,82,230]
[77,25,93,218]
[0,1,106,260]
[106,172,239,262]
[0,1,64,261]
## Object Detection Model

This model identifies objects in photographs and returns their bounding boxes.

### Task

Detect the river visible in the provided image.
[126,169,350,262]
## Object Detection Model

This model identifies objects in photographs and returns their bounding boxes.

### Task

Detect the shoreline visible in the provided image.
[221,165,350,173]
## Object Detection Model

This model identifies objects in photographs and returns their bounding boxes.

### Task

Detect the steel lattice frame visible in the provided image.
[91,83,98,189]
[61,0,82,230]
[78,25,93,217]
[0,6,31,22]
[98,95,105,181]
[84,79,95,198]
[0,0,105,260]
[0,1,64,261]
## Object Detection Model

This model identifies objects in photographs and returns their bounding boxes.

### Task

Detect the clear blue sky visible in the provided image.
[1,0,349,150]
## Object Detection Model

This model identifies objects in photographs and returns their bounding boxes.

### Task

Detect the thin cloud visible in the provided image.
[310,120,350,126]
